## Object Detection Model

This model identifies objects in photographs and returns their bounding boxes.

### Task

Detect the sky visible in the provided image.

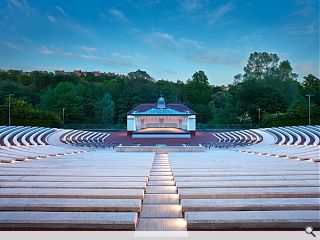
[0,0,318,85]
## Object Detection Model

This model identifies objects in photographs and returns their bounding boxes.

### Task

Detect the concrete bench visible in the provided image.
[0,170,150,177]
[0,157,16,163]
[174,175,320,181]
[0,181,147,189]
[173,171,319,177]
[178,187,320,199]
[176,180,320,188]
[0,188,144,199]
[0,211,138,230]
[0,176,148,182]
[185,210,320,230]
[0,198,141,212]
[181,198,320,211]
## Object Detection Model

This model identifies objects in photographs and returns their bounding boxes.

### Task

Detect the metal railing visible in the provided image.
[63,123,126,131]
[64,123,258,131]
[196,123,259,130]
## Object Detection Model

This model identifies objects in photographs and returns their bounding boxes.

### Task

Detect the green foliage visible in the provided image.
[0,98,60,127]
[96,93,115,125]
[0,52,319,128]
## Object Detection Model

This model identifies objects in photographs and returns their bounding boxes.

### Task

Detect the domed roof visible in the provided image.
[157,96,166,109]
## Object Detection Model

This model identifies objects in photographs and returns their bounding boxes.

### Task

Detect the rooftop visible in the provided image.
[127,103,196,115]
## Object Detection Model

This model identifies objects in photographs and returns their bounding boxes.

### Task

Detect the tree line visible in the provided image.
[0,51,319,128]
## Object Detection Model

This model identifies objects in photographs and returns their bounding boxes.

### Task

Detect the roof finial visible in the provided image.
[157,94,166,109]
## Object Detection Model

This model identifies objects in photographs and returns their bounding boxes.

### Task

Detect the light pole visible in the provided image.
[8,94,14,126]
[306,94,312,125]
[62,108,66,128]
[257,108,261,127]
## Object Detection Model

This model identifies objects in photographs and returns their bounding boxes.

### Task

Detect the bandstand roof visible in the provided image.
[127,103,196,116]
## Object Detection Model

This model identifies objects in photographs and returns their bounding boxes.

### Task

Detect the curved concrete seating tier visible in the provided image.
[239,125,320,163]
[0,126,85,164]
[60,129,110,148]
[210,129,263,148]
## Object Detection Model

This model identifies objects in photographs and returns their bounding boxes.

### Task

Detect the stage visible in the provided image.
[132,127,191,138]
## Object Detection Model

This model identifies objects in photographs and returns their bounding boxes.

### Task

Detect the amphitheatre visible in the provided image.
[0,97,319,231]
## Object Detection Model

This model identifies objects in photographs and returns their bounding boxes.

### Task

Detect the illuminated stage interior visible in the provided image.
[132,127,191,139]
[134,127,189,134]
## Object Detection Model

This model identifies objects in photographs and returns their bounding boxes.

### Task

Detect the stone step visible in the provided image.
[151,166,170,169]
[0,211,138,230]
[185,210,320,230]
[136,218,187,231]
[0,181,147,189]
[140,205,183,218]
[151,167,171,170]
[148,176,174,181]
[178,187,320,199]
[0,188,144,199]
[146,186,177,194]
[0,198,141,212]
[181,198,320,211]
[149,172,172,176]
[176,180,320,188]
[147,181,175,186]
[143,194,179,204]
[150,169,172,172]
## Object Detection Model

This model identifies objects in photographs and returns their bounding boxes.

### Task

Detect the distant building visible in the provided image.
[127,96,196,138]
[54,70,65,75]
[74,70,82,76]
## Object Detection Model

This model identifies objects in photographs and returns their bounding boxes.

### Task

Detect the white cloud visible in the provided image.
[39,45,73,56]
[128,0,162,9]
[2,40,23,51]
[81,46,98,53]
[56,6,68,17]
[208,3,234,26]
[179,0,207,12]
[39,45,143,68]
[47,15,57,24]
[144,31,204,51]
[143,30,242,66]
[8,0,35,17]
[46,8,94,39]
[281,23,318,38]
[109,8,130,23]
[295,61,319,78]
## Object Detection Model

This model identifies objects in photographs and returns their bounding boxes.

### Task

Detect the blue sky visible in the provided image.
[0,0,318,85]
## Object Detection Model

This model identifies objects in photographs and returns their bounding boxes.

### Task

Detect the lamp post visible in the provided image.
[8,94,14,126]
[257,108,261,127]
[62,108,66,128]
[306,94,312,125]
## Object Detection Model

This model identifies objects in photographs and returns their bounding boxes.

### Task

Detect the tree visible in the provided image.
[302,74,320,105]
[97,93,115,125]
[185,71,212,123]
[40,82,84,123]
[243,52,279,80]
[128,70,153,81]
[238,112,252,124]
